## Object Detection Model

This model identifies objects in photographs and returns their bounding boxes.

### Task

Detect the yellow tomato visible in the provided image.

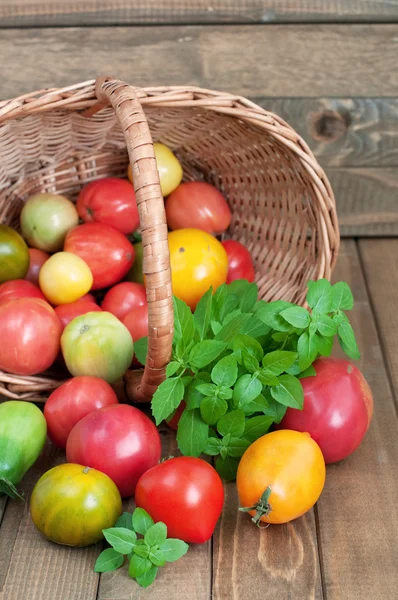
[39,251,93,305]
[168,228,228,310]
[127,142,183,197]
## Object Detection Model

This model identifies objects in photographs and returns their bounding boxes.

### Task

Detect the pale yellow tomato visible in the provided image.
[39,252,93,305]
[127,142,183,197]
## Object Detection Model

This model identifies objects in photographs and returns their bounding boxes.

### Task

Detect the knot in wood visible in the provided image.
[310,110,349,143]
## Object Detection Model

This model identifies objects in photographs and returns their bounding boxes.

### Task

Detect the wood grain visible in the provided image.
[1,0,397,27]
[213,487,323,598]
[358,239,398,400]
[0,25,397,99]
[97,423,212,600]
[316,240,398,599]
[0,497,6,526]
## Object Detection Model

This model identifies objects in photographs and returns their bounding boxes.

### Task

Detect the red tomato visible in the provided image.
[166,401,186,431]
[44,376,119,448]
[165,181,232,234]
[122,304,148,341]
[102,282,146,321]
[135,457,224,543]
[278,357,374,463]
[66,404,161,497]
[222,240,255,283]
[64,223,135,290]
[0,279,46,306]
[55,297,102,331]
[0,298,61,375]
[25,248,50,285]
[77,178,139,235]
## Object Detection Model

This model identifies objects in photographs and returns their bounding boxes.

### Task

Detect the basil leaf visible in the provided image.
[115,512,134,530]
[261,395,288,424]
[189,340,226,368]
[332,281,354,311]
[237,282,258,312]
[151,377,185,425]
[244,415,274,442]
[211,321,223,335]
[257,370,280,386]
[225,437,251,457]
[255,301,293,331]
[148,548,165,567]
[185,378,205,410]
[129,555,152,578]
[132,508,154,535]
[204,436,223,456]
[173,296,195,343]
[134,336,148,365]
[223,309,242,325]
[271,374,304,409]
[133,545,150,558]
[218,386,233,400]
[144,522,167,548]
[232,335,264,361]
[316,333,333,356]
[298,364,317,378]
[232,374,262,407]
[212,284,228,321]
[316,314,337,337]
[161,538,189,563]
[337,319,360,359]
[227,279,252,299]
[261,350,298,375]
[240,316,270,338]
[200,396,228,425]
[102,528,137,555]
[194,287,213,341]
[177,408,209,457]
[241,351,259,373]
[217,409,245,437]
[220,293,240,322]
[94,548,124,573]
[166,361,182,377]
[214,313,251,342]
[297,331,318,370]
[280,306,310,329]
[135,565,158,588]
[243,394,270,415]
[196,383,217,397]
[211,355,238,387]
[215,455,240,481]
[306,279,333,313]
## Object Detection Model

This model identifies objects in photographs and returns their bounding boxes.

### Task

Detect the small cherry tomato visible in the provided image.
[25,248,50,285]
[102,282,147,321]
[237,430,325,525]
[44,376,119,448]
[55,297,102,330]
[166,181,232,234]
[77,177,139,235]
[129,143,182,197]
[222,240,255,283]
[168,228,228,310]
[123,304,149,342]
[0,224,30,283]
[39,252,93,305]
[0,279,46,306]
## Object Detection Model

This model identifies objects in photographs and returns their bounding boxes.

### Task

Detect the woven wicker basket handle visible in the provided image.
[94,77,173,403]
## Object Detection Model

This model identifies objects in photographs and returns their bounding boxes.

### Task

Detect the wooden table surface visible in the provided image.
[1,2,398,599]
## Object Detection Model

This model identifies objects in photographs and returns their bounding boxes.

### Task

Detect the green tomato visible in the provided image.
[0,225,30,283]
[61,311,134,383]
[125,241,144,284]
[21,193,79,252]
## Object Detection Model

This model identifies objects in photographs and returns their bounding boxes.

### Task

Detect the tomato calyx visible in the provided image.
[0,477,24,501]
[239,486,272,526]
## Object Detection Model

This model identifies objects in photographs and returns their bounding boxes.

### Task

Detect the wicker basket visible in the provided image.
[0,77,339,404]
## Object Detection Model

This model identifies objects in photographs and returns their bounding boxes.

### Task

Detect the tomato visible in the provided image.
[166,401,186,430]
[102,282,147,321]
[25,248,50,285]
[44,376,118,448]
[128,142,183,197]
[30,463,122,547]
[122,304,149,342]
[168,228,228,310]
[39,251,93,305]
[61,311,134,383]
[222,240,255,283]
[77,177,139,235]
[135,457,224,543]
[125,242,144,284]
[237,430,325,525]
[278,357,373,463]
[20,193,79,252]
[166,181,232,234]
[0,279,46,306]
[66,404,161,497]
[64,222,135,290]
[0,224,30,283]
[55,297,102,330]
[0,298,61,375]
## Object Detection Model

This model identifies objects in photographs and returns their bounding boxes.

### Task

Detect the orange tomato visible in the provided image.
[236,430,325,525]
[168,228,228,310]
[39,252,93,305]
[128,142,182,197]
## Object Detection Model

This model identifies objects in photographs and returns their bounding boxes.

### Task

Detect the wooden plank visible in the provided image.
[1,0,398,27]
[327,168,398,237]
[97,423,211,600]
[316,240,398,599]
[0,443,99,600]
[358,239,398,400]
[0,497,6,525]
[0,25,398,99]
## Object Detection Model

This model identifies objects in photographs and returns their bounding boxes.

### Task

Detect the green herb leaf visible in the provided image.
[244,415,274,442]
[161,538,189,562]
[261,350,298,375]
[151,377,185,425]
[149,549,166,567]
[241,316,270,338]
[232,374,262,407]
[220,293,240,322]
[200,396,228,425]
[316,333,333,356]
[243,393,270,415]
[217,409,245,437]
[215,455,240,481]
[133,545,150,558]
[177,408,209,457]
[257,370,280,386]
[225,437,251,457]
[129,554,152,578]
[94,548,124,573]
[204,437,223,456]
[297,331,318,370]
[270,374,304,409]
[115,512,134,530]
[102,528,137,555]
[189,340,226,368]
[280,306,310,329]
[212,284,228,321]
[242,352,259,373]
[332,281,354,311]
[175,337,186,360]
[337,319,360,359]
[166,361,182,377]
[211,321,223,335]
[261,395,288,424]
[134,336,148,365]
[316,314,337,337]
[306,279,333,313]
[194,287,213,341]
[214,313,251,342]
[256,301,293,331]
[185,378,205,410]
[237,282,258,312]
[298,364,317,378]
[132,508,154,535]
[135,565,158,588]
[211,355,238,387]
[144,522,167,548]
[223,309,242,325]
[196,383,217,396]
[173,296,195,343]
[218,386,233,400]
[232,335,264,361]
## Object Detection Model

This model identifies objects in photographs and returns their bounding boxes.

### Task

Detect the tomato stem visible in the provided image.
[0,477,24,501]
[239,486,272,527]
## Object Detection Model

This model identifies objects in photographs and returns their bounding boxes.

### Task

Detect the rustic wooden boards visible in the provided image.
[1,0,398,26]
